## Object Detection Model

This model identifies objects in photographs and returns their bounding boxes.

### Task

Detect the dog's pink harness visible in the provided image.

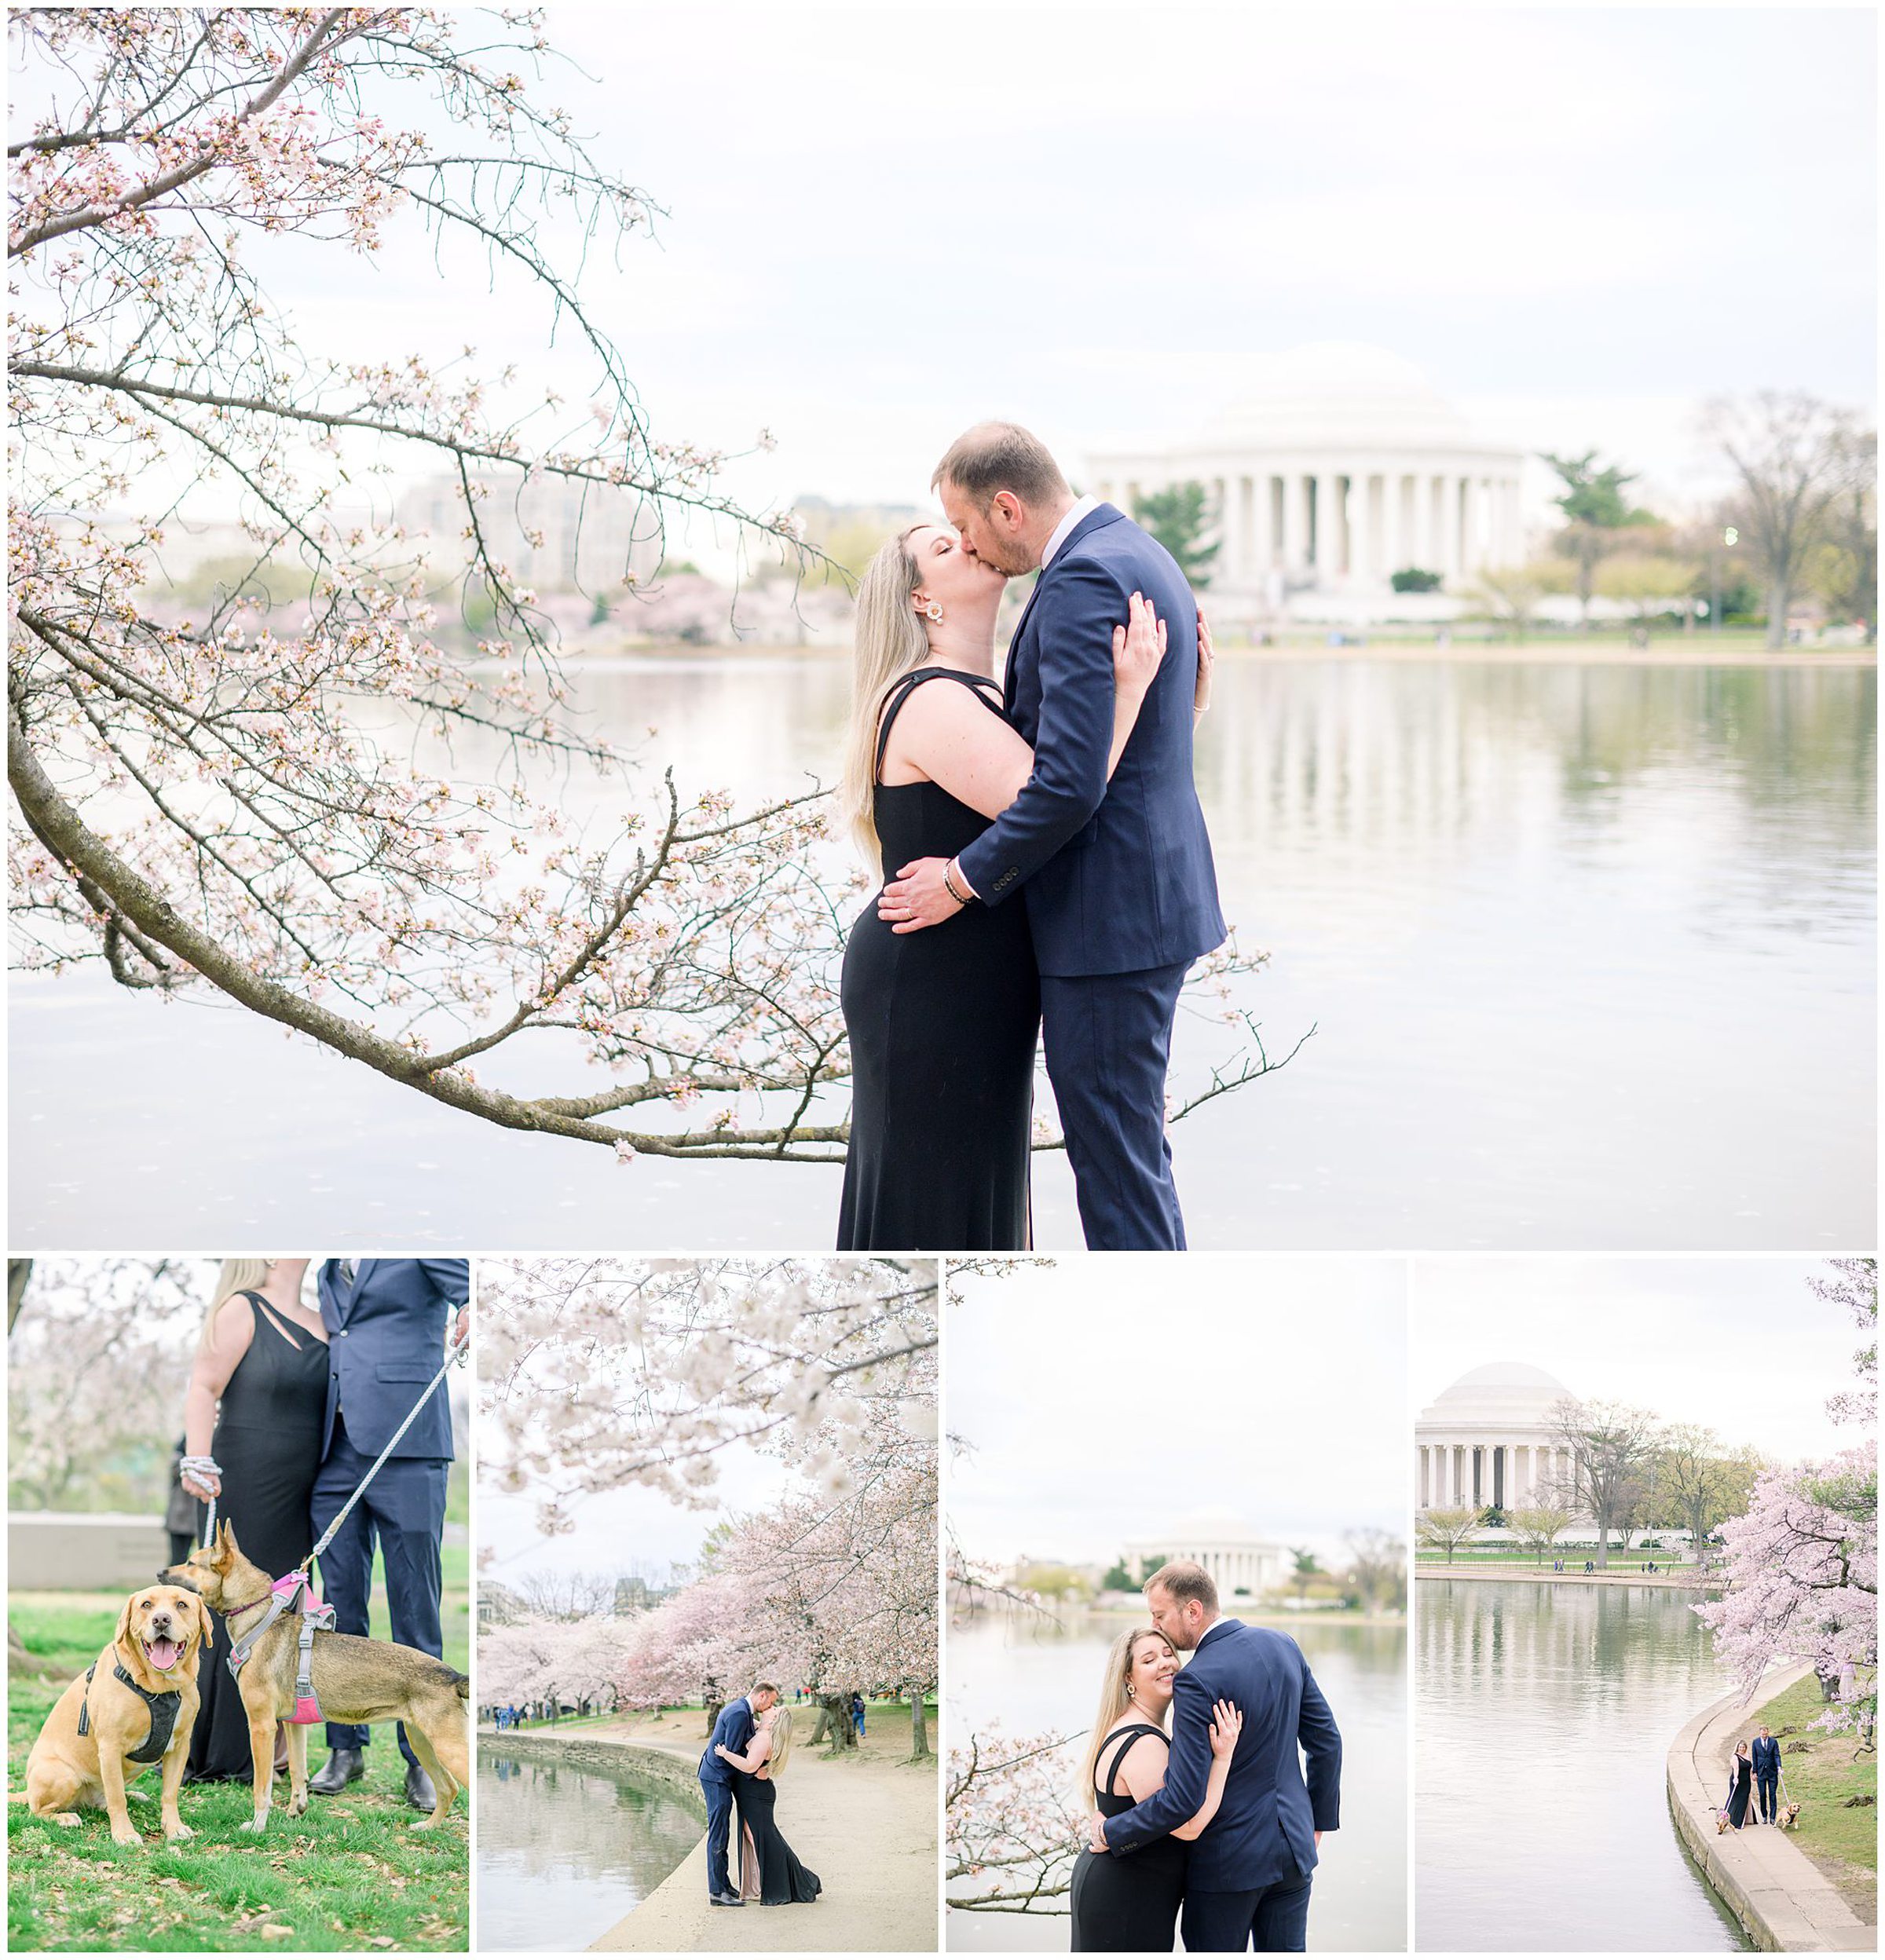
[226,1572,335,1724]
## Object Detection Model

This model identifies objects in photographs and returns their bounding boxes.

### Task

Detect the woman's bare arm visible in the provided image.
[1113,1700,1243,1842]
[715,1729,773,1775]
[181,1297,257,1495]
[881,593,1170,820]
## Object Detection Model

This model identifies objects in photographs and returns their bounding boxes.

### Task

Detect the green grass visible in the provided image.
[1751,1673,1877,1921]
[1416,1548,1696,1567]
[489,1691,937,1736]
[8,1595,467,1952]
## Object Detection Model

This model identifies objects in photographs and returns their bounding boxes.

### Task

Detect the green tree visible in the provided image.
[1542,450,1658,626]
[1475,559,1572,642]
[1288,1546,1320,1604]
[1416,1506,1480,1563]
[1593,551,1702,640]
[1100,1560,1134,1592]
[1133,483,1219,587]
[1506,1504,1574,1567]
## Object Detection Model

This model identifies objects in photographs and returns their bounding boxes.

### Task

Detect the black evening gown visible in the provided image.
[736,1775,823,1904]
[186,1293,328,1782]
[837,667,1040,1251]
[1070,1724,1188,1951]
[1726,1756,1754,1828]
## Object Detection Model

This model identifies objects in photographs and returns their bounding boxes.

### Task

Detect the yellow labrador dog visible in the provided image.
[22,1584,205,1846]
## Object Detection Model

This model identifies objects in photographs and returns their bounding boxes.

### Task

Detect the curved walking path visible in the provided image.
[533,1714,935,1953]
[1666,1664,1873,1952]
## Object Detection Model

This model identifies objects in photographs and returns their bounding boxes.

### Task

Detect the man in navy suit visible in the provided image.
[699,1681,778,1904]
[1751,1724,1782,1823]
[880,422,1225,1249]
[307,1257,469,1810]
[1090,1561,1341,1952]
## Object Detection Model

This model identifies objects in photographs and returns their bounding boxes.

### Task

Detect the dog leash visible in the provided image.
[298,1326,471,1575]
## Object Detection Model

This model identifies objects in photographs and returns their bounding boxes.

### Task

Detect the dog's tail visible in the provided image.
[453,1673,469,1703]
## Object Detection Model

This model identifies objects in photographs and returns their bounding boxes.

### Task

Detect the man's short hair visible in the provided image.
[932,421,1070,509]
[752,1679,779,1697]
[1144,1560,1219,1617]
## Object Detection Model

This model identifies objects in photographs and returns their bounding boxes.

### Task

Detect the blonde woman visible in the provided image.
[836,520,1213,1250]
[716,1703,822,1905]
[176,1258,328,1782]
[1070,1627,1242,1951]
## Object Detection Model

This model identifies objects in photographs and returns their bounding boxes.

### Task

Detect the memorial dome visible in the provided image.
[1207,341,1473,451]
[1420,1361,1572,1429]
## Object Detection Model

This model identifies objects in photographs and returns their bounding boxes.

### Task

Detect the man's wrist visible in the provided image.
[942,858,978,906]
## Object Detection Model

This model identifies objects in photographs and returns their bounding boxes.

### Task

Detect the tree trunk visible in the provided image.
[7,1258,30,1333]
[1595,1519,1609,1571]
[909,1685,929,1761]
[1766,580,1789,649]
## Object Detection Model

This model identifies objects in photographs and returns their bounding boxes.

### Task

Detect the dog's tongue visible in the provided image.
[147,1636,181,1671]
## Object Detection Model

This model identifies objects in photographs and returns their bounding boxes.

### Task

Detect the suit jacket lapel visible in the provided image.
[342,1257,375,1325]
[1002,503,1126,699]
[1003,574,1046,704]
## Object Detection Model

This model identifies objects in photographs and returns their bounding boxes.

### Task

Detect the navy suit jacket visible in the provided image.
[316,1258,467,1461]
[953,503,1225,978]
[1751,1735,1781,1777]
[1102,1618,1341,1893]
[699,1697,755,1787]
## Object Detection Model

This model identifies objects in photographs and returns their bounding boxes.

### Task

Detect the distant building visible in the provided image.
[1120,1514,1287,1599]
[477,1579,529,1629]
[1085,342,1527,624]
[396,470,664,595]
[1415,1362,1582,1516]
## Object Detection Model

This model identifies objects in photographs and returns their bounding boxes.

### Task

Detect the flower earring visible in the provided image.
[926,602,942,622]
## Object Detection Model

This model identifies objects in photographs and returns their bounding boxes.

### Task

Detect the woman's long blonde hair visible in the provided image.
[196,1259,273,1355]
[1077,1627,1173,1805]
[839,527,932,867]
[764,1705,794,1777]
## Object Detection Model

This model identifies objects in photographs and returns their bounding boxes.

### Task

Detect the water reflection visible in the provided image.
[1416,1579,1748,1951]
[946,1609,1407,1952]
[476,1746,703,1951]
[9,656,1874,1247]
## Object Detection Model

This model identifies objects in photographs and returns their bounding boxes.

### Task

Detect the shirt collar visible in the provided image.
[1040,492,1100,569]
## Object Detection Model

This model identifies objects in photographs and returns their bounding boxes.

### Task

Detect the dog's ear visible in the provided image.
[115,1592,138,1653]
[176,1589,205,1657]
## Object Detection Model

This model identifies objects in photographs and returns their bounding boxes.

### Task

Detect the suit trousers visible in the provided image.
[1182,1875,1314,1954]
[312,1413,448,1766]
[1756,1768,1779,1821]
[1039,957,1191,1249]
[701,1778,735,1895]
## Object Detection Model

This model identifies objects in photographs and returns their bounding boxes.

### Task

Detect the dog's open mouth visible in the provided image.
[144,1635,183,1672]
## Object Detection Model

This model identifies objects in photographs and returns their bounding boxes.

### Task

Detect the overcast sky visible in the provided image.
[31,3,1871,562]
[479,1426,794,1585]
[947,1257,1408,1570]
[1414,1256,1868,1465]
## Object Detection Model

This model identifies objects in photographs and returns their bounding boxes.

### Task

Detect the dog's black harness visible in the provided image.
[76,1660,183,1764]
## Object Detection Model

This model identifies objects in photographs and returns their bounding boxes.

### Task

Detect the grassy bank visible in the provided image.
[489,1693,938,1751]
[7,1582,469,1952]
[1751,1673,1878,1923]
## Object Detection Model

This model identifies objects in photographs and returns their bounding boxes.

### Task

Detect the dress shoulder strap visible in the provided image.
[240,1289,306,1351]
[873,667,1005,784]
[1098,1722,1169,1797]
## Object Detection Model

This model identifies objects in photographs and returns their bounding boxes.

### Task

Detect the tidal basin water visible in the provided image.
[10,653,1875,1247]
[946,1608,1407,1952]
[1417,1578,1748,1951]
[476,1745,702,1951]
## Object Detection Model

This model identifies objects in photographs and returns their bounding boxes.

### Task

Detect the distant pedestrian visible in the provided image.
[851,1691,866,1741]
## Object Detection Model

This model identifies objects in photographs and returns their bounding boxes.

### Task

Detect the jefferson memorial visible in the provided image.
[1085,343,1527,623]
[1415,1362,1583,1515]
[1121,1514,1285,1599]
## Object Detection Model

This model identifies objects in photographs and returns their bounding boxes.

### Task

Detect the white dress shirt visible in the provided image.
[1040,492,1100,569]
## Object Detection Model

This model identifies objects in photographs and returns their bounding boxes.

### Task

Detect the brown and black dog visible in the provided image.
[22,1583,206,1845]
[163,1522,468,1835]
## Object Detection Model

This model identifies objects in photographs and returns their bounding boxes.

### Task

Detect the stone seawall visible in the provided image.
[1664,1666,1872,1952]
[480,1729,707,1820]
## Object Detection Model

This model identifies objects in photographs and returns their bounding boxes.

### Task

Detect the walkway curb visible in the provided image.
[1665,1665,1873,1953]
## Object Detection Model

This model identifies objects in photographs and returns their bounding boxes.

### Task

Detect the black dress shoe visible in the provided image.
[404,1761,437,1812]
[309,1748,365,1795]
[708,1892,745,1907]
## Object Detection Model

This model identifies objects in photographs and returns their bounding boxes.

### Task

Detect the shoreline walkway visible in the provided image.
[496,1712,936,1954]
[1417,1563,1713,1590]
[1665,1664,1872,1952]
